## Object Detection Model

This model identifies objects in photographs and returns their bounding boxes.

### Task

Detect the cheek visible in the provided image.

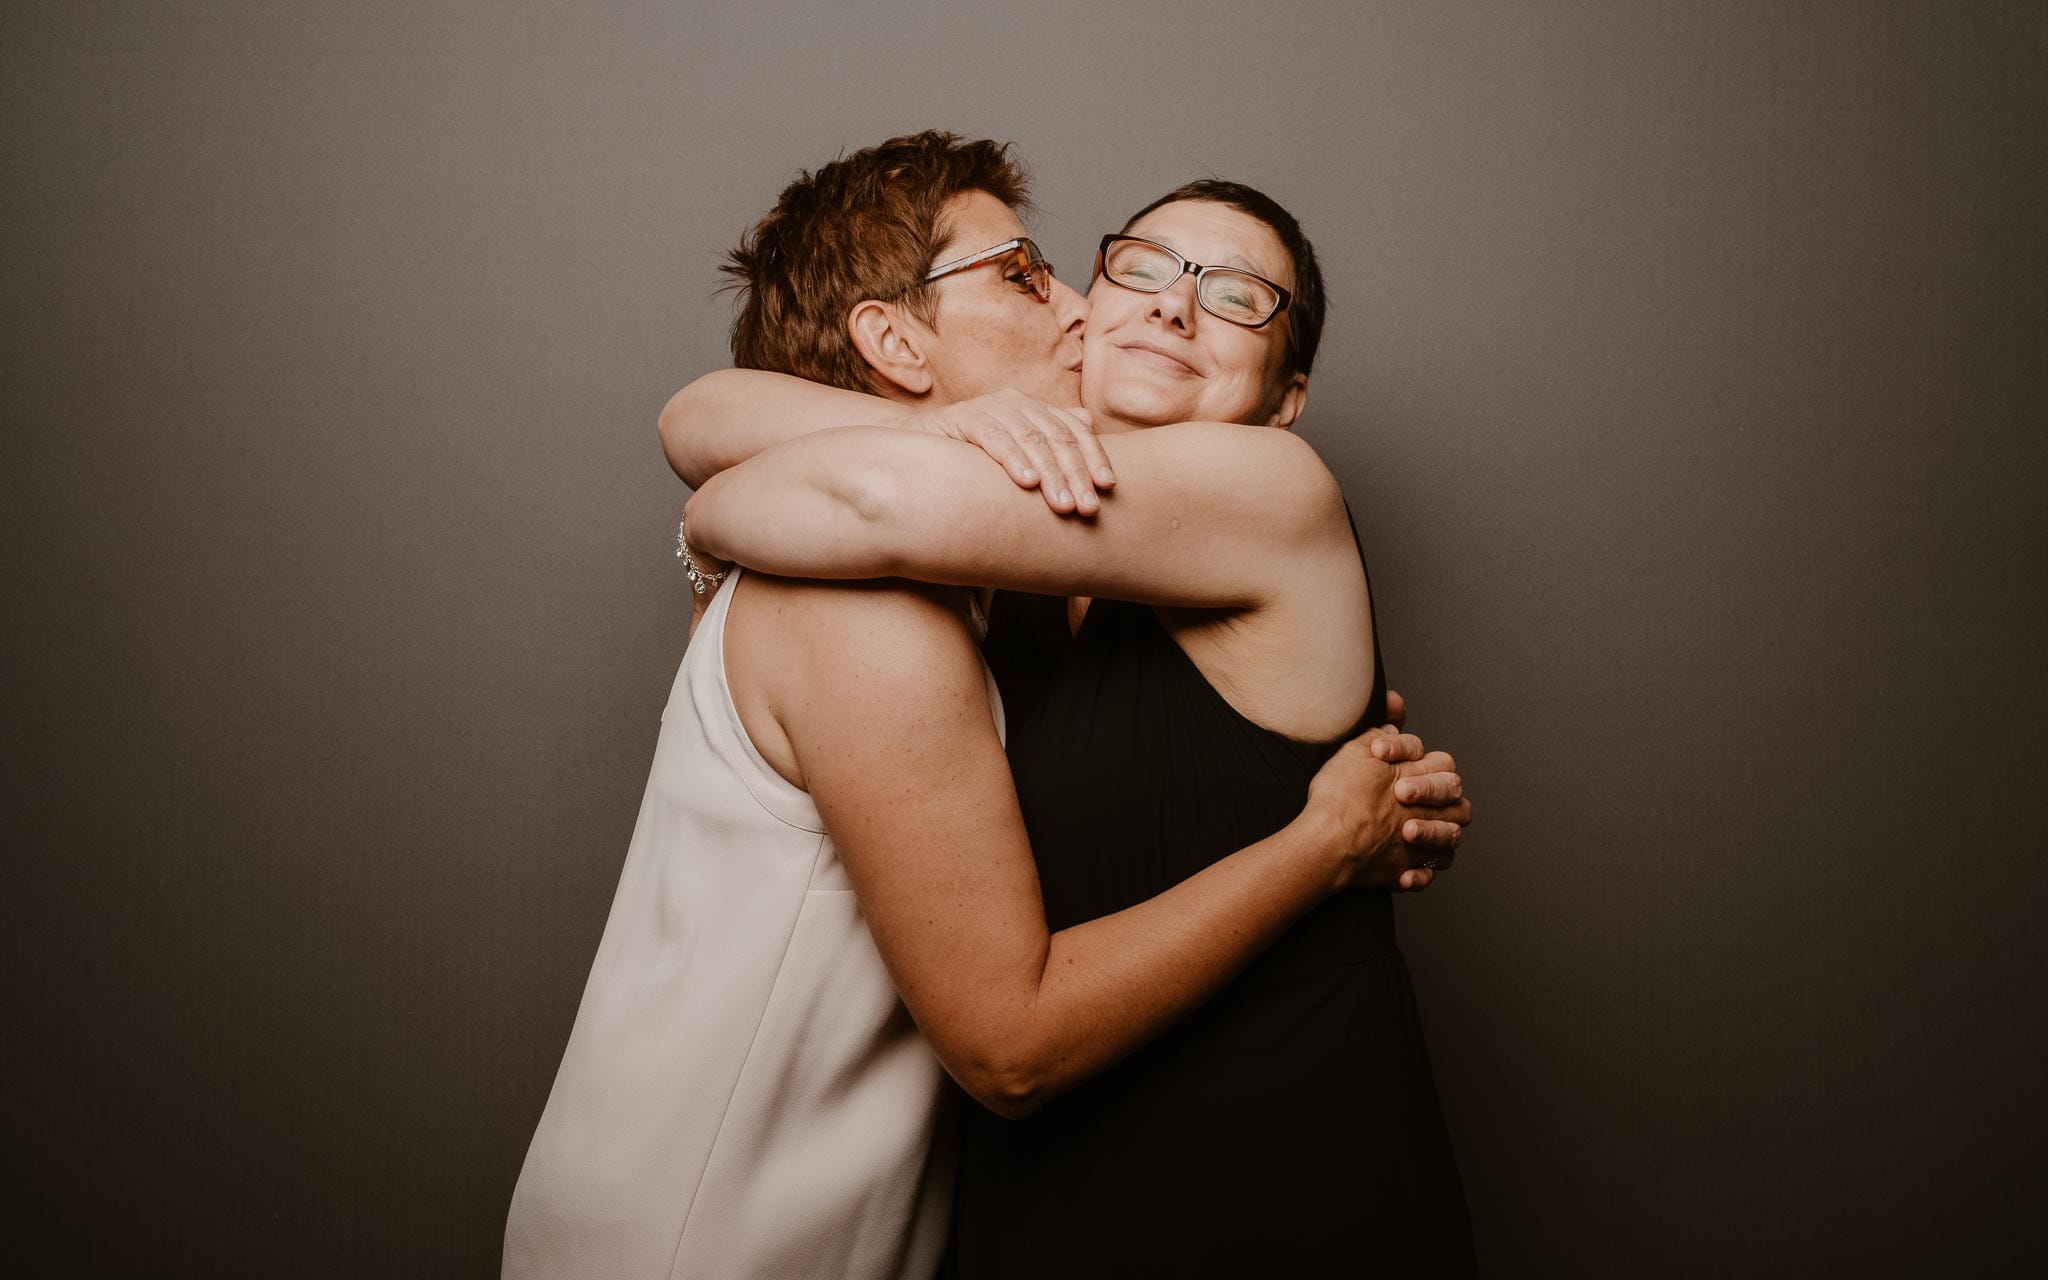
[1037,309,1066,349]
[1086,287,1141,329]
[1205,331,1268,382]
[1199,338,1288,418]
[1001,300,1057,350]
[1231,330,1291,387]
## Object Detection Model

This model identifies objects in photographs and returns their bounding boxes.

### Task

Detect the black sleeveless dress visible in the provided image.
[946,579,1476,1277]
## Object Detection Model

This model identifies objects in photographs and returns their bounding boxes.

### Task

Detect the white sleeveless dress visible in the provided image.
[504,569,1002,1278]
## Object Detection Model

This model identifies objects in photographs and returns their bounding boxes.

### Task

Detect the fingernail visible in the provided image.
[1019,468,1037,483]
[1057,490,1072,504]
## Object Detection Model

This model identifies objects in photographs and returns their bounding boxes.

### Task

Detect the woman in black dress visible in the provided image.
[681,179,1475,1275]
[947,184,1473,1278]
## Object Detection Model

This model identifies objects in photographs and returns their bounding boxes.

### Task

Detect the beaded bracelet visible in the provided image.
[674,511,729,596]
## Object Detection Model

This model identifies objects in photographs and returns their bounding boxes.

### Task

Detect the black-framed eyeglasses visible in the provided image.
[925,237,1055,302]
[1095,233,1292,329]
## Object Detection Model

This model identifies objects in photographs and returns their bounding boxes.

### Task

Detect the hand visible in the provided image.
[1367,697,1471,889]
[1370,731,1470,890]
[900,388,1115,516]
[1304,728,1472,894]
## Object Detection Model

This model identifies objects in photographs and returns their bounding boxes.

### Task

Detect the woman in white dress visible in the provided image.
[502,132,1468,1279]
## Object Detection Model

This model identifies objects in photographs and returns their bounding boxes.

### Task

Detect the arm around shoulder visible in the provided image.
[694,418,1353,610]
[774,576,1383,1118]
[657,368,910,488]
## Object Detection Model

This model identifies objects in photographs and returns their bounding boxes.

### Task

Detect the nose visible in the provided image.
[1051,276,1089,339]
[1148,274,1198,331]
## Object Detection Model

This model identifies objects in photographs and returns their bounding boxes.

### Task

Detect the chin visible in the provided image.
[1086,372,1184,429]
[1101,387,1190,429]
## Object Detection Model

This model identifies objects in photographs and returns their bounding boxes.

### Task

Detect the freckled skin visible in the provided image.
[918,191,1088,408]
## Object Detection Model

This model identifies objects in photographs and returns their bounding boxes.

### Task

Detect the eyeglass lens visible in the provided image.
[1017,242,1052,302]
[1101,239,1280,326]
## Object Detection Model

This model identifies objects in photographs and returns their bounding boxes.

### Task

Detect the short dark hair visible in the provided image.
[722,131,1032,393]
[1119,179,1327,377]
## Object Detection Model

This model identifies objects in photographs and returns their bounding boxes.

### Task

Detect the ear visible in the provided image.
[848,300,934,397]
[1264,372,1309,431]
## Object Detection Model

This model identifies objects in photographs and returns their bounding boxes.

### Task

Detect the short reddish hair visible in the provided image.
[723,131,1032,393]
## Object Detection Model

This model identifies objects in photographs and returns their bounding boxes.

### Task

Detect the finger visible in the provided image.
[1405,797,1473,828]
[1005,422,1073,509]
[1393,772,1462,806]
[1369,732,1424,761]
[983,391,1069,496]
[1017,402,1099,515]
[1325,735,1383,775]
[1392,749,1455,777]
[990,412,1082,514]
[1313,736,1391,794]
[1041,405,1107,511]
[1397,867,1434,892]
[1384,688,1407,730]
[1402,819,1464,855]
[1065,406,1116,488]
[979,425,1045,492]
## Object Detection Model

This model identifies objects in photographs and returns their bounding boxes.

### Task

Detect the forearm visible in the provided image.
[657,368,908,488]
[689,422,1342,607]
[791,584,1390,1121]
[685,427,955,580]
[975,812,1344,1116]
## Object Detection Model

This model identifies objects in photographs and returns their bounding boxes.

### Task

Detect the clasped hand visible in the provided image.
[905,394,1475,890]
[1304,693,1471,894]
[901,389,1114,515]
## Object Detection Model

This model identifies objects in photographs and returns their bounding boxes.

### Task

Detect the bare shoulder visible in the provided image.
[1111,421,1347,530]
[737,575,983,698]
[1135,427,1371,737]
[724,574,989,787]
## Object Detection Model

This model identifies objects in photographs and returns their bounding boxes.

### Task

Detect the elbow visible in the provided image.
[958,1064,1050,1121]
[656,392,702,488]
[657,377,723,489]
[980,1094,1046,1122]
[945,1039,1058,1120]
[682,476,733,564]
[824,455,919,572]
[833,452,898,523]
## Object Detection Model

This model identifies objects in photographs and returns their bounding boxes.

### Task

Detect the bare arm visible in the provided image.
[771,581,1462,1119]
[688,422,1351,610]
[660,372,1112,510]
[658,369,907,489]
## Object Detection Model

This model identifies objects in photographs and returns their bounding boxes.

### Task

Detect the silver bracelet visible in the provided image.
[675,511,729,596]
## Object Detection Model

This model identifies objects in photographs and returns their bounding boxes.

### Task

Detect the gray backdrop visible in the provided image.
[5,1,2043,1274]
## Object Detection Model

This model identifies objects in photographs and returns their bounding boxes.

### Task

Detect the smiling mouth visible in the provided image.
[1118,342,1197,375]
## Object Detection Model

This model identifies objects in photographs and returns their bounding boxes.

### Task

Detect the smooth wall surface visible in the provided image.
[5,2,2042,1274]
